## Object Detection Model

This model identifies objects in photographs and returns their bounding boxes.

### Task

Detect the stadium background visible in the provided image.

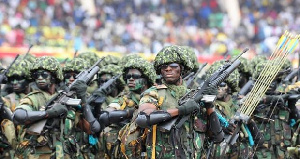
[0,0,299,66]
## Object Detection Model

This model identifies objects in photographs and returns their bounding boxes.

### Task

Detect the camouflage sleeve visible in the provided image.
[2,97,11,109]
[139,86,159,108]
[16,97,35,111]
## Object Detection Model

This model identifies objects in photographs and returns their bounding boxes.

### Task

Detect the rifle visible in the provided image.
[87,74,121,117]
[0,54,20,85]
[185,63,208,89]
[22,45,33,60]
[237,79,254,97]
[284,67,300,84]
[159,49,248,131]
[27,58,104,135]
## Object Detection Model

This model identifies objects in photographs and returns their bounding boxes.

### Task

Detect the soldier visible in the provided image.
[135,45,224,158]
[12,56,85,158]
[98,57,156,158]
[63,58,90,87]
[252,60,297,159]
[94,64,125,111]
[99,55,120,67]
[77,52,100,94]
[206,60,263,158]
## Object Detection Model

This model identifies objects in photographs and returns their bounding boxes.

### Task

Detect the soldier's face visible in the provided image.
[160,63,181,84]
[98,74,113,86]
[33,70,52,90]
[217,82,229,100]
[9,75,28,93]
[64,71,79,86]
[126,69,146,92]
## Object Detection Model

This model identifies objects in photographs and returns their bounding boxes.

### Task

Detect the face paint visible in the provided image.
[64,72,78,86]
[34,70,52,91]
[217,82,229,100]
[98,74,113,86]
[10,77,29,93]
[126,69,146,93]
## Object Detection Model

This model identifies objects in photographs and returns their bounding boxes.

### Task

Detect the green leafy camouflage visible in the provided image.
[30,56,63,81]
[63,58,90,73]
[119,54,142,67]
[182,46,199,72]
[99,55,120,67]
[250,55,267,76]
[231,56,251,75]
[206,60,240,92]
[154,45,193,74]
[123,58,156,85]
[77,52,100,67]
[7,59,32,79]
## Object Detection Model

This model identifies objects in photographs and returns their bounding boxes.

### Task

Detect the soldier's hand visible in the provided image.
[265,95,285,108]
[203,85,218,95]
[178,99,199,116]
[70,80,87,99]
[46,104,68,118]
[222,123,236,135]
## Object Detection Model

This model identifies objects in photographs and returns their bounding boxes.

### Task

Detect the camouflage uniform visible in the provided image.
[252,60,294,159]
[206,60,254,159]
[13,56,83,158]
[137,45,209,159]
[101,58,156,159]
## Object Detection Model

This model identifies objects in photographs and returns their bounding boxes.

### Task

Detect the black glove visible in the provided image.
[70,80,87,103]
[265,95,285,108]
[203,85,218,95]
[46,104,68,118]
[177,99,199,116]
[222,123,236,135]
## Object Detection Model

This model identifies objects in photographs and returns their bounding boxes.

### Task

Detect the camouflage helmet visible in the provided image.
[206,60,240,92]
[63,58,90,73]
[31,56,63,82]
[98,64,125,90]
[122,58,156,85]
[119,54,143,67]
[250,55,267,76]
[7,59,32,80]
[182,46,199,72]
[77,52,99,67]
[154,45,193,74]
[99,55,120,67]
[231,56,251,76]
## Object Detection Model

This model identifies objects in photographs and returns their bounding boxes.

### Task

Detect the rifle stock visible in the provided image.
[27,58,104,135]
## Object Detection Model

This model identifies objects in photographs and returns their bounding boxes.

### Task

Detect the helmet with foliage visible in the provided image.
[7,59,32,80]
[231,56,251,76]
[119,54,143,67]
[250,55,267,76]
[252,62,265,80]
[206,60,240,92]
[99,55,120,67]
[154,45,193,74]
[122,58,156,86]
[31,56,63,82]
[182,46,199,72]
[63,58,90,73]
[98,64,125,90]
[77,52,100,67]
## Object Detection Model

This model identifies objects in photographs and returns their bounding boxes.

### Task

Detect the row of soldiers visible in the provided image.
[0,45,299,159]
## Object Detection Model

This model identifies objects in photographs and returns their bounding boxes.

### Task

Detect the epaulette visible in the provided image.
[154,84,167,89]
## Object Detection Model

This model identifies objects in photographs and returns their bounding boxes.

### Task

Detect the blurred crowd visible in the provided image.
[0,0,300,56]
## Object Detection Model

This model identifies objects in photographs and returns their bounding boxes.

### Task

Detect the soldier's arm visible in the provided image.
[98,97,135,128]
[13,98,47,125]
